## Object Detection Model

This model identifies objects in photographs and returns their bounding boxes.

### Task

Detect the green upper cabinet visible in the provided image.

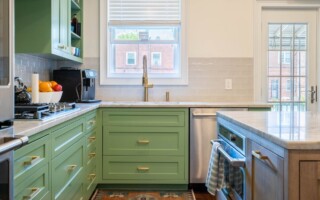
[15,0,83,63]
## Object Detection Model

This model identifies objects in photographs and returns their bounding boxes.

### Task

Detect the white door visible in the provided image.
[262,9,318,111]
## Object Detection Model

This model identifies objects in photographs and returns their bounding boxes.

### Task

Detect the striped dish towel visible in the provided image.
[205,141,225,195]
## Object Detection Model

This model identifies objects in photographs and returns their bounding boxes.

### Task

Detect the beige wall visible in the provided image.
[83,0,254,58]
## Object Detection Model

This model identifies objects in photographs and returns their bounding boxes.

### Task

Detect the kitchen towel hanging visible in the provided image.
[206,141,225,195]
[31,73,39,103]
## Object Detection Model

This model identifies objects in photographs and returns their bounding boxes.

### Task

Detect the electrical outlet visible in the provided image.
[225,79,232,90]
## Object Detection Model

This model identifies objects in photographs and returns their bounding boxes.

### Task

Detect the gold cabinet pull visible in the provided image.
[88,136,96,142]
[68,165,78,172]
[88,173,96,181]
[23,156,40,166]
[137,166,150,171]
[88,152,96,158]
[23,187,40,199]
[252,151,268,160]
[137,139,150,144]
[89,120,96,126]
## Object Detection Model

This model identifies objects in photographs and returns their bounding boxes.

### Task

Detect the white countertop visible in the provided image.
[14,103,99,137]
[99,101,272,108]
[217,111,320,150]
[13,101,271,138]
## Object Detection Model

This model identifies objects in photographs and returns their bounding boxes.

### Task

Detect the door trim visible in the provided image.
[253,2,320,111]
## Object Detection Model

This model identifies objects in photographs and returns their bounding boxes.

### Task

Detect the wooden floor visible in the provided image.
[193,191,216,200]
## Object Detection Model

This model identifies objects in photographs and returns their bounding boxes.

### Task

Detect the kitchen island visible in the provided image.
[217,111,320,200]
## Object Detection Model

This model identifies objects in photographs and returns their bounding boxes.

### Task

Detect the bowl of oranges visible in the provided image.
[38,81,63,103]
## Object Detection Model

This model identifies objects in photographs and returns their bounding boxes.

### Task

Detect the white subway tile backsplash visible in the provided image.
[14,56,254,102]
[15,54,58,87]
[80,57,254,102]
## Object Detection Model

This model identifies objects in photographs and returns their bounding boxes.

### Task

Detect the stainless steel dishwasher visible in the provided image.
[189,107,248,188]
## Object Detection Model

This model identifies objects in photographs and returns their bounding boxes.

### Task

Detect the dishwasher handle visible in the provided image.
[192,112,216,117]
[211,140,246,168]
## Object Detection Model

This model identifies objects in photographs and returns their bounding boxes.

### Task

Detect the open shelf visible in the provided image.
[71,0,80,10]
[71,32,81,40]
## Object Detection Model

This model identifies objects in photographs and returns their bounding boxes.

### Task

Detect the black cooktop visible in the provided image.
[14,102,77,120]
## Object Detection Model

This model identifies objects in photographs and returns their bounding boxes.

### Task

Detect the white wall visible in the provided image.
[82,0,255,102]
[188,0,253,57]
[83,0,254,58]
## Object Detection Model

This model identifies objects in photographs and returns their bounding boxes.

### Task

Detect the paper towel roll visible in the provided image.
[31,73,39,103]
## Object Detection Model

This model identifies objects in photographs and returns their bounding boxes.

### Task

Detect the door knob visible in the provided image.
[310,86,317,104]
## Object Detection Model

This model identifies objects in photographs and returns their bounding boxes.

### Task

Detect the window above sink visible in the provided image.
[99,0,189,86]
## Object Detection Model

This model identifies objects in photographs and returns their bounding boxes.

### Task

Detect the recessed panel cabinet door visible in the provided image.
[59,0,69,53]
[247,140,284,200]
[300,161,320,200]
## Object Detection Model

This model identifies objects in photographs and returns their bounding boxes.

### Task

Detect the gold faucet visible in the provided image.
[142,55,153,101]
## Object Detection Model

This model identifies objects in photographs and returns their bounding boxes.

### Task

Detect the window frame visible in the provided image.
[99,0,189,85]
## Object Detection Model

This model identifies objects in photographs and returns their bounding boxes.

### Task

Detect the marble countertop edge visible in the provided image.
[217,111,320,150]
[13,101,271,139]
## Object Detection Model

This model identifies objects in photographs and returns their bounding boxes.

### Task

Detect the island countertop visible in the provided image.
[217,111,320,150]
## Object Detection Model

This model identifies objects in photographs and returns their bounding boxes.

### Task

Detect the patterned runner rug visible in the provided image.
[91,189,195,200]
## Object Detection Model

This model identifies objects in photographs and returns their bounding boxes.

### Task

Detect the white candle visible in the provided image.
[31,73,39,103]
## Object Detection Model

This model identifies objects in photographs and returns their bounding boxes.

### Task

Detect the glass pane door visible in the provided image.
[267,24,307,111]
[262,9,317,111]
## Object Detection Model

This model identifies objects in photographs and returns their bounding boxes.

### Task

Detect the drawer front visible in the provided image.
[14,135,50,184]
[85,111,97,132]
[86,144,97,166]
[103,156,185,182]
[85,164,97,199]
[103,126,185,156]
[52,139,84,200]
[86,129,97,150]
[14,163,50,200]
[251,141,283,167]
[51,118,84,158]
[103,108,187,127]
[55,168,84,200]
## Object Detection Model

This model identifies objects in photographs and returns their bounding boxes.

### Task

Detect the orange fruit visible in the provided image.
[50,81,58,87]
[39,82,53,92]
[46,81,52,87]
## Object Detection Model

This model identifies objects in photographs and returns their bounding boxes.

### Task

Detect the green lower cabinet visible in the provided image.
[51,117,85,158]
[52,138,84,200]
[100,108,189,186]
[14,111,98,200]
[84,129,97,199]
[14,134,51,186]
[14,163,50,200]
[103,156,186,184]
[103,126,185,156]
[84,164,97,199]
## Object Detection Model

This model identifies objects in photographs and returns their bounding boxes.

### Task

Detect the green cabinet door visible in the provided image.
[103,156,186,184]
[100,108,189,186]
[15,0,83,63]
[58,0,69,54]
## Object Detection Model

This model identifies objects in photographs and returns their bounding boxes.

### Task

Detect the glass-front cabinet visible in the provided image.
[15,0,83,63]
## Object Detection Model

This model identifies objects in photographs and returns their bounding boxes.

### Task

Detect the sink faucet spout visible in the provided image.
[142,55,153,101]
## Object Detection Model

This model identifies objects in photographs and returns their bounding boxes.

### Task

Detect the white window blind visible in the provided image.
[108,0,181,21]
